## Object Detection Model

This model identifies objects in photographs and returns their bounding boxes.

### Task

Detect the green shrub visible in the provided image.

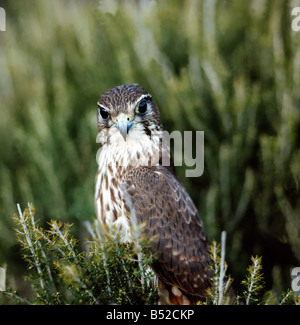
[1,204,298,305]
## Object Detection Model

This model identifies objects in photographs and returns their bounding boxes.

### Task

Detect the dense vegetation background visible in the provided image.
[0,0,299,299]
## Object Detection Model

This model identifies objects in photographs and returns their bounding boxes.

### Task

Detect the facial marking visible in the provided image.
[97,84,161,145]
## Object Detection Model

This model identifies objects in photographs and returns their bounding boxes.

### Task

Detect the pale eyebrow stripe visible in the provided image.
[97,102,112,112]
[134,93,152,105]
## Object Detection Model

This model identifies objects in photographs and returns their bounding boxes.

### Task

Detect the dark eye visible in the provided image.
[137,100,147,114]
[99,106,109,120]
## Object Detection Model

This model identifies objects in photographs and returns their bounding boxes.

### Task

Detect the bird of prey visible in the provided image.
[95,84,211,305]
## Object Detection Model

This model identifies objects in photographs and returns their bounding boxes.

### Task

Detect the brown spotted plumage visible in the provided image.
[95,84,211,304]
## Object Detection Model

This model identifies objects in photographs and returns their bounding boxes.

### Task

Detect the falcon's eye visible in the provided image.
[137,100,147,114]
[99,106,109,120]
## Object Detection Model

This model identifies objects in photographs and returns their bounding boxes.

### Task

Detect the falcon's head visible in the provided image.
[97,84,162,145]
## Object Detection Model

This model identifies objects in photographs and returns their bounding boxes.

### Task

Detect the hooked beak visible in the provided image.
[115,120,135,141]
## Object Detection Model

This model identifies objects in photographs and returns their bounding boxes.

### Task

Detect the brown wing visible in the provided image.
[121,165,211,300]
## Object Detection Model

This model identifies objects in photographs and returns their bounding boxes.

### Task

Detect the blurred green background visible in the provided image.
[0,0,299,297]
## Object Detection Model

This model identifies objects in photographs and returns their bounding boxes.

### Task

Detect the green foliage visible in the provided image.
[205,232,233,305]
[203,233,299,305]
[0,0,299,296]
[1,206,299,305]
[2,203,158,305]
[241,256,265,305]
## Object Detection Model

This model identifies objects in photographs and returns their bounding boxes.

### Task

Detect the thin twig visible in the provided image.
[17,204,45,290]
[95,220,112,296]
[279,290,294,305]
[27,203,55,287]
[218,231,226,305]
[246,257,260,305]
[48,222,79,264]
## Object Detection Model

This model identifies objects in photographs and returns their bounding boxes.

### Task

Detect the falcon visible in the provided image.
[95,84,211,304]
